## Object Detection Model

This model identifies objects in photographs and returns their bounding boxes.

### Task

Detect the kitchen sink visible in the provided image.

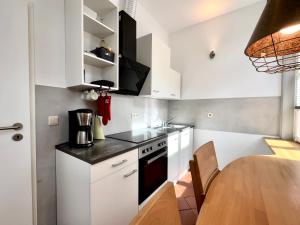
[169,124,185,129]
[154,124,186,130]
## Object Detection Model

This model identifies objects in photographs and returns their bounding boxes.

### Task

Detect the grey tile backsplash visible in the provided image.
[168,97,280,136]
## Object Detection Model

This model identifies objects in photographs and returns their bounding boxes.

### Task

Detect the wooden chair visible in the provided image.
[189,160,205,212]
[190,141,220,212]
[130,182,182,225]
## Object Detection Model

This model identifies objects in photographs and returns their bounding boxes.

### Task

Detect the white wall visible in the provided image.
[102,0,169,44]
[33,0,169,88]
[135,1,169,44]
[193,129,274,169]
[170,1,282,100]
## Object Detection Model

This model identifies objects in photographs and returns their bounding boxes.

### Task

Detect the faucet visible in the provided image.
[162,117,176,127]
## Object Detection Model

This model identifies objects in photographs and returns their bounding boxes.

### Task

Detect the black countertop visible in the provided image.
[56,124,193,165]
[106,128,177,144]
[56,138,139,165]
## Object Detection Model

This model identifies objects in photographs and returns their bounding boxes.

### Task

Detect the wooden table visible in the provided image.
[264,138,300,160]
[196,156,300,225]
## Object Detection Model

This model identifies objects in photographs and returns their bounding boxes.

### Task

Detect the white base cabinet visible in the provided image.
[91,162,138,225]
[167,132,180,182]
[179,128,194,178]
[167,128,194,183]
[56,149,138,225]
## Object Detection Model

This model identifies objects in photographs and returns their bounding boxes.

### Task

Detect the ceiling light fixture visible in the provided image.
[244,0,300,74]
[280,24,300,35]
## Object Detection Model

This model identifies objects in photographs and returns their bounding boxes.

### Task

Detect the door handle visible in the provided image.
[0,123,23,131]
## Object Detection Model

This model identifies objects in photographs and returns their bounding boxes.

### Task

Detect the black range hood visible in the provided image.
[113,11,150,96]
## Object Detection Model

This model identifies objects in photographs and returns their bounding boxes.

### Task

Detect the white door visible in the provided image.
[0,1,33,225]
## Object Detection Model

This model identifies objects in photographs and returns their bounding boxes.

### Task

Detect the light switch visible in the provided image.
[131,113,139,119]
[48,116,59,126]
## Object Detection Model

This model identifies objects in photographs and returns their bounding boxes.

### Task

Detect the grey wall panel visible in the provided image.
[168,97,280,136]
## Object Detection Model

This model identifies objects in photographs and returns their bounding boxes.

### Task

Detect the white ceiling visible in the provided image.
[138,0,264,32]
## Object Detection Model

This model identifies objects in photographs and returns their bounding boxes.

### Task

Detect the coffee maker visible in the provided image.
[69,109,93,147]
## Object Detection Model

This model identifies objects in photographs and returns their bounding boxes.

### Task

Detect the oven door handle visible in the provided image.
[146,151,168,165]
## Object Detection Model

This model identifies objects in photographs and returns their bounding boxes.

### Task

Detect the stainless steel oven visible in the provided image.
[138,138,168,204]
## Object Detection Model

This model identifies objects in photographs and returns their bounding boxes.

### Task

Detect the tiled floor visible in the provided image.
[175,172,198,225]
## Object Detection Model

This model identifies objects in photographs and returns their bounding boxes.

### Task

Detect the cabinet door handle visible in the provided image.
[112,159,128,167]
[171,94,176,97]
[153,90,159,93]
[124,169,138,178]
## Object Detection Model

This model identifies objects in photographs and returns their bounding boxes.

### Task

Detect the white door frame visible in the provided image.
[28,2,37,225]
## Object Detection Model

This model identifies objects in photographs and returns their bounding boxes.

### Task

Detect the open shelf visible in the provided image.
[84,0,116,16]
[65,0,118,91]
[84,52,115,68]
[83,13,114,39]
[69,83,118,91]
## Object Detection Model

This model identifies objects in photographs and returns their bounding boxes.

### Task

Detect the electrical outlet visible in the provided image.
[131,113,139,119]
[48,116,59,126]
[208,113,214,118]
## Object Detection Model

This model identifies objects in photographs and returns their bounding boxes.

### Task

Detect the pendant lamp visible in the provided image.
[245,0,300,74]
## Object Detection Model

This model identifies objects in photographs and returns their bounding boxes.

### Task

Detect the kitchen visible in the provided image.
[1,0,300,225]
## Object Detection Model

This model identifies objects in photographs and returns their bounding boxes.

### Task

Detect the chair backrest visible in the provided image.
[193,141,219,194]
[189,160,205,212]
[129,182,182,225]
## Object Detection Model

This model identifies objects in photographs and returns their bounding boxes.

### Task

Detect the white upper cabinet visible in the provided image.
[137,34,181,99]
[168,69,181,99]
[65,0,119,91]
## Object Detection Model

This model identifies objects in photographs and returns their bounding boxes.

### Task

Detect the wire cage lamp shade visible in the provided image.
[245,0,300,74]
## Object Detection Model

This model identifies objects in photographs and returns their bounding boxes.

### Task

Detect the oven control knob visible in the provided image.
[150,147,152,150]
[142,150,145,154]
[158,143,161,147]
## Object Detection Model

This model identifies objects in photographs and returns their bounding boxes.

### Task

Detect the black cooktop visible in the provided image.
[106,128,169,144]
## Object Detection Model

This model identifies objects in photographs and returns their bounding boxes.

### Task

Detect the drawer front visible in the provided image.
[90,149,138,183]
[181,128,190,138]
